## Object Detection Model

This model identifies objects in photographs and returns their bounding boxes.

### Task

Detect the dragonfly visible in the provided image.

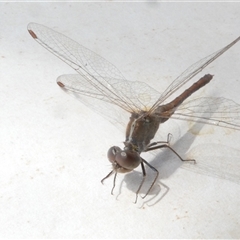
[28,23,240,202]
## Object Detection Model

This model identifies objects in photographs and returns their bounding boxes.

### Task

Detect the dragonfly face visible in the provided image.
[107,145,141,173]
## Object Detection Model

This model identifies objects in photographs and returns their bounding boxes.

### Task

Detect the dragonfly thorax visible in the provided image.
[125,112,161,152]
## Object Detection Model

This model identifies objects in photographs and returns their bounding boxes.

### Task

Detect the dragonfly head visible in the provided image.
[107,146,141,173]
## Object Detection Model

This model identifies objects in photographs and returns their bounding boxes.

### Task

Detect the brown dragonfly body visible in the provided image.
[126,74,213,153]
[28,23,240,202]
[103,74,213,200]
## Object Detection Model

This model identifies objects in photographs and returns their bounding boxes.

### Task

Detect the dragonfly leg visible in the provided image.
[146,142,196,163]
[111,172,117,195]
[140,158,159,199]
[101,170,118,195]
[101,170,114,184]
[134,161,146,203]
[147,133,173,148]
[134,159,159,203]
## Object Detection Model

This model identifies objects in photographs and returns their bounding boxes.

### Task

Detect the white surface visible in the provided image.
[1,2,240,238]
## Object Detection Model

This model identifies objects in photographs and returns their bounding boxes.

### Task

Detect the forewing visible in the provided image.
[28,22,159,112]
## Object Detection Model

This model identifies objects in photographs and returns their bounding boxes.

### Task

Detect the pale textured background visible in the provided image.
[1,2,240,238]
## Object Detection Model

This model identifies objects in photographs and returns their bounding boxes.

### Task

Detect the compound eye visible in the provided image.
[107,146,122,163]
[115,150,141,170]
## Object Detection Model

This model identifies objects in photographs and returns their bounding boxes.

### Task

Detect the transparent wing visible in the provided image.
[57,74,160,112]
[171,97,240,130]
[28,23,240,131]
[28,22,157,112]
[56,74,160,133]
[149,36,240,112]
[57,74,240,131]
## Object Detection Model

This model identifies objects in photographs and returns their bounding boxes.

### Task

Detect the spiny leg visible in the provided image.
[147,133,173,148]
[101,170,114,184]
[134,159,159,203]
[111,171,117,195]
[134,161,146,203]
[138,140,195,200]
[145,133,196,163]
[101,170,118,195]
[141,158,159,199]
